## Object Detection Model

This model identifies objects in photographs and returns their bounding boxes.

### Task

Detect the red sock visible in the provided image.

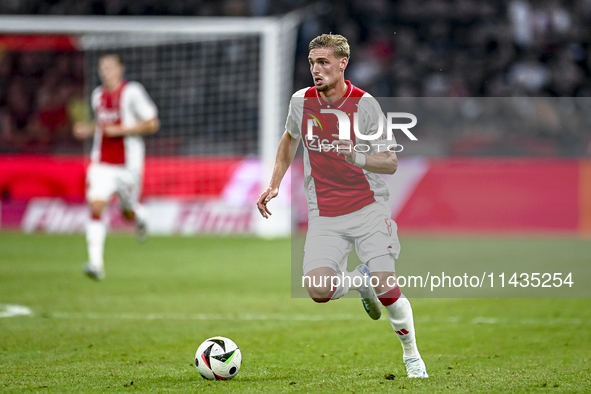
[313,287,336,303]
[378,286,401,306]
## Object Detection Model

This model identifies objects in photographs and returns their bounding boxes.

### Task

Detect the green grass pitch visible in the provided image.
[1,233,590,393]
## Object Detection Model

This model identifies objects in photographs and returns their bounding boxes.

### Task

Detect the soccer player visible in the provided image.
[73,54,159,280]
[256,34,428,378]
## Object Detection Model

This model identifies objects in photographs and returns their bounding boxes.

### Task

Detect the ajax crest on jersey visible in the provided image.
[195,336,242,380]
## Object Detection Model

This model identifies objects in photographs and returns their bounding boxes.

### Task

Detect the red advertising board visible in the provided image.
[0,155,589,235]
[396,158,580,232]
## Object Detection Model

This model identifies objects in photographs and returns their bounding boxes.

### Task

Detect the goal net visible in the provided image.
[0,15,300,235]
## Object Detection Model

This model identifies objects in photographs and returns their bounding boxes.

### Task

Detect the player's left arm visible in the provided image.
[104,117,159,137]
[332,96,397,174]
[332,137,397,174]
[356,150,397,174]
[104,83,160,137]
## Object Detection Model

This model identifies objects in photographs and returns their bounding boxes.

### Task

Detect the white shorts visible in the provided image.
[302,200,401,275]
[86,163,141,211]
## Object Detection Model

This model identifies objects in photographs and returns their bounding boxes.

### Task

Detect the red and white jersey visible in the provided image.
[90,81,158,174]
[286,81,393,218]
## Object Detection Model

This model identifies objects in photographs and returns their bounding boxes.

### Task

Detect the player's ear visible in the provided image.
[340,57,348,72]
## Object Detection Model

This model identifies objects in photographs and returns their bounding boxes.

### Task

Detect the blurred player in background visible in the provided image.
[73,54,159,280]
[257,34,428,378]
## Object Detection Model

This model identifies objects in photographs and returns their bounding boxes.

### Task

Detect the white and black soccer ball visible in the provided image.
[195,336,242,380]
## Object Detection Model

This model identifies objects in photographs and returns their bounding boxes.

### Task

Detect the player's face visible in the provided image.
[309,48,347,92]
[98,57,124,89]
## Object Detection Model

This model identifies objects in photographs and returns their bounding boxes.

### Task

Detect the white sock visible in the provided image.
[134,204,147,226]
[330,269,370,299]
[86,219,106,271]
[330,272,352,299]
[383,296,421,360]
[345,270,366,291]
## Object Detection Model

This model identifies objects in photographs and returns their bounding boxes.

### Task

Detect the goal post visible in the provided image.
[0,15,300,236]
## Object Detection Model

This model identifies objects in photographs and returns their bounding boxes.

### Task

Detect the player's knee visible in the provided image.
[306,283,333,303]
[303,267,337,302]
[89,201,106,219]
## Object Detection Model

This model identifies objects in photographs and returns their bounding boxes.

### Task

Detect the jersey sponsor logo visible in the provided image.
[302,132,333,153]
[96,108,121,125]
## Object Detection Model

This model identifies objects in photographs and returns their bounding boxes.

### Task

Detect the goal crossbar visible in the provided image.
[0,15,283,35]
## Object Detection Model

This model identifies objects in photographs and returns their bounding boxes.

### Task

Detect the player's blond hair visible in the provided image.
[308,34,350,60]
[99,53,124,66]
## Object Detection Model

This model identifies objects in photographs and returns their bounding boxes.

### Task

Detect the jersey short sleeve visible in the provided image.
[285,88,307,140]
[357,93,396,154]
[126,82,158,121]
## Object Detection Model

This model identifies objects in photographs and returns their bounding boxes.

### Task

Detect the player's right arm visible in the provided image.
[73,121,96,140]
[73,87,100,140]
[257,130,300,219]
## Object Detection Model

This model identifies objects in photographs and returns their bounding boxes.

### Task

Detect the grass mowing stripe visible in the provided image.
[6,310,587,325]
[47,312,361,321]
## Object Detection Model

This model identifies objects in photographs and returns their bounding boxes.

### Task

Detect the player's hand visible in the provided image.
[331,134,355,164]
[257,186,279,219]
[104,124,125,137]
[73,122,94,140]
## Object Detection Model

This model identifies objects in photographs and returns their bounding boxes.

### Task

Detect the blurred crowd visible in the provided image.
[0,0,590,156]
[0,51,87,153]
[385,97,591,157]
[292,0,591,98]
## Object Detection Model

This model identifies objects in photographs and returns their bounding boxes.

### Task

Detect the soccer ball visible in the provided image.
[195,336,242,380]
